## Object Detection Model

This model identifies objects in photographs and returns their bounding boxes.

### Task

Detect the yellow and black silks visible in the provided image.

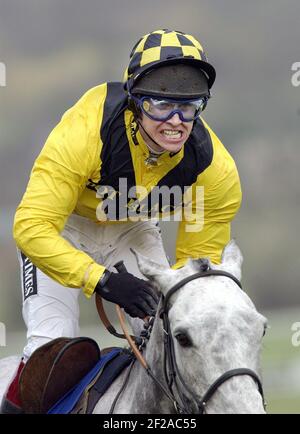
[13,83,241,297]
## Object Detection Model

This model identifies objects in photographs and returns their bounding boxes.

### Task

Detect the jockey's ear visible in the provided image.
[219,239,243,281]
[130,248,175,293]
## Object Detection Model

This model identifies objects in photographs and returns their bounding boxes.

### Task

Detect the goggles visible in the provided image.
[131,94,209,122]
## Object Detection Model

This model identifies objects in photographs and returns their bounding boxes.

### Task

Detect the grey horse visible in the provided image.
[0,240,267,413]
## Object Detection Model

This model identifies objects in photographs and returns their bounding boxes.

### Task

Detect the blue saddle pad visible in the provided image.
[48,348,122,414]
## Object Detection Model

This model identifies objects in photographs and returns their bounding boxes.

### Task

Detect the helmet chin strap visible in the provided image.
[137,121,166,155]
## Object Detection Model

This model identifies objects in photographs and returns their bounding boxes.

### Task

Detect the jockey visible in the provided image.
[1,29,242,413]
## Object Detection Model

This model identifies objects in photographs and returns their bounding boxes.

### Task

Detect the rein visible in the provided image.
[96,263,266,414]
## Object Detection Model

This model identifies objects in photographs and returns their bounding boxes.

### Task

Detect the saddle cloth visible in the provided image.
[48,347,135,414]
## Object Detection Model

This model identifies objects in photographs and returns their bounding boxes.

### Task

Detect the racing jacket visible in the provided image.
[13,83,242,297]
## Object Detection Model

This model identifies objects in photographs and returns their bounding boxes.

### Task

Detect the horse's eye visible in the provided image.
[175,333,192,347]
[262,321,269,337]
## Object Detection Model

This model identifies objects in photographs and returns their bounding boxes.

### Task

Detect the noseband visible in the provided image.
[159,269,266,414]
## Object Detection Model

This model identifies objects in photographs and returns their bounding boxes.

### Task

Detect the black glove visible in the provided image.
[95,270,159,319]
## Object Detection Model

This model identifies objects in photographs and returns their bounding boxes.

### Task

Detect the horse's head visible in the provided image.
[132,240,267,414]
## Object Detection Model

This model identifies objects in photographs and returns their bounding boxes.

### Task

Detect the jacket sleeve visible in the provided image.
[174,121,242,267]
[13,85,107,298]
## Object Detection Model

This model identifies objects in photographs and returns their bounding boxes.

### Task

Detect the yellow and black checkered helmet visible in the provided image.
[124,29,216,96]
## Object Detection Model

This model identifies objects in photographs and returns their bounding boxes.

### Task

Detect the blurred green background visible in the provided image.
[0,0,299,413]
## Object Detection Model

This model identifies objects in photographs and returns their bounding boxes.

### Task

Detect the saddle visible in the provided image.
[48,347,134,414]
[19,337,101,414]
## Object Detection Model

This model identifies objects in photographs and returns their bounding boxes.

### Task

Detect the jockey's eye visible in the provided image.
[175,332,192,348]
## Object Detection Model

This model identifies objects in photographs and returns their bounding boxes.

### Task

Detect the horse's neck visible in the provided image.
[124,309,174,414]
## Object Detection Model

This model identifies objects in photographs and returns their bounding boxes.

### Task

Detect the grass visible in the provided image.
[266,394,300,414]
[260,308,300,414]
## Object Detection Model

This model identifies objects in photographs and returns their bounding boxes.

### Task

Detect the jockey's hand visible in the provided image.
[95,270,159,319]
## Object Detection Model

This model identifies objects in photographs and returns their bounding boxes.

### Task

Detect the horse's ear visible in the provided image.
[130,248,175,292]
[220,239,243,280]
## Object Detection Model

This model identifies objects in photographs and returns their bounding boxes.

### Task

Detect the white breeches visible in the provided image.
[18,215,169,360]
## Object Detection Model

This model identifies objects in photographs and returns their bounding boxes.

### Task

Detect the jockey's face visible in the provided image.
[139,112,193,154]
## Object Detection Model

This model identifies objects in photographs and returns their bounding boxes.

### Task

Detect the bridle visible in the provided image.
[96,264,266,414]
[159,269,266,413]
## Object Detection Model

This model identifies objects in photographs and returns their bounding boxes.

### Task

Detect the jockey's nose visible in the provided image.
[167,113,182,126]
